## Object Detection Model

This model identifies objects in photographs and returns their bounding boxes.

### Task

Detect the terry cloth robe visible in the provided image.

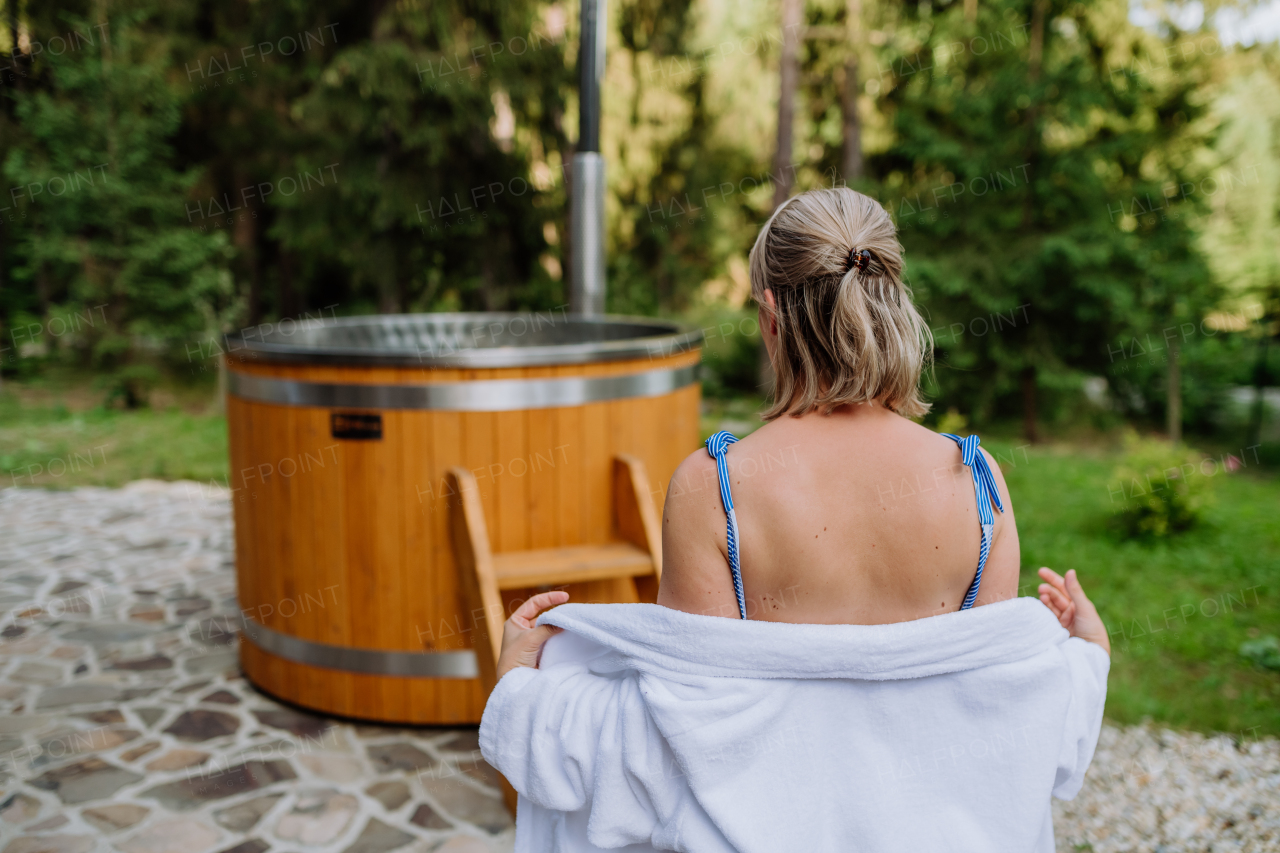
[479,596,1110,853]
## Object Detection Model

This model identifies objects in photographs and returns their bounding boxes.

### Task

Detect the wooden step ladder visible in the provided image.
[447,454,663,693]
[446,455,664,813]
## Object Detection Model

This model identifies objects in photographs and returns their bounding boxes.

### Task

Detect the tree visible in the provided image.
[3,0,229,385]
[772,0,803,209]
[1198,52,1280,447]
[841,0,864,183]
[271,1,572,315]
[871,0,1218,438]
[1,0,576,376]
[606,0,770,314]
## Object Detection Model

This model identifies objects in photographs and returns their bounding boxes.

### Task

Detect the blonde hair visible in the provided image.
[749,187,933,421]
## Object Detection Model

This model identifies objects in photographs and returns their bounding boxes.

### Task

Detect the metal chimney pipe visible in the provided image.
[570,0,607,316]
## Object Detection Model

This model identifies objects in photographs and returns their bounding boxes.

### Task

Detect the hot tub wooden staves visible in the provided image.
[224,314,702,723]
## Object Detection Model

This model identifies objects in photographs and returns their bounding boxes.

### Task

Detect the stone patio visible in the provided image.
[0,482,512,853]
[1,480,1278,853]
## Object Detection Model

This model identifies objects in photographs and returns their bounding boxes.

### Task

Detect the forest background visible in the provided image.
[0,0,1277,441]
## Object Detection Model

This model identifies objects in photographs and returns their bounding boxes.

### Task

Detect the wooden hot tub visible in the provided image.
[223,312,701,724]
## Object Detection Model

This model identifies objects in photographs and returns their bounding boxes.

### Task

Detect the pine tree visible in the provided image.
[270,0,572,314]
[2,0,229,386]
[871,0,1218,437]
[1198,49,1280,447]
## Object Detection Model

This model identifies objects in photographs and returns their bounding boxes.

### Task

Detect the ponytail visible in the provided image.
[749,187,932,421]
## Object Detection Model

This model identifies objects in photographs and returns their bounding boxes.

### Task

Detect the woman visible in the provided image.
[481,187,1110,853]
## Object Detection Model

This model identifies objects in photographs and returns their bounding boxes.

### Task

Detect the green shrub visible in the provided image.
[691,309,764,399]
[1239,636,1280,672]
[96,365,161,409]
[935,407,969,435]
[1108,431,1214,538]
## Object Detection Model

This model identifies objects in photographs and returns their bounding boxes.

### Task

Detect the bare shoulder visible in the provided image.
[900,417,1015,496]
[901,415,966,449]
[719,417,807,476]
[909,420,1017,516]
[664,447,721,519]
[657,446,740,617]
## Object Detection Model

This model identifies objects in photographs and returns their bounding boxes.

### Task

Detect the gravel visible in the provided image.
[1053,722,1280,851]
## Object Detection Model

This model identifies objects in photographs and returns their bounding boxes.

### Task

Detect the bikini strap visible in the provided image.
[705,431,747,620]
[940,433,1005,610]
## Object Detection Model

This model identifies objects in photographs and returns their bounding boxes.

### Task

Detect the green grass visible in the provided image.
[991,437,1279,738]
[3,377,1278,736]
[0,377,229,488]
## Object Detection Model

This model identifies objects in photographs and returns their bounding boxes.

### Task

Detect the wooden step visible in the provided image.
[492,542,655,589]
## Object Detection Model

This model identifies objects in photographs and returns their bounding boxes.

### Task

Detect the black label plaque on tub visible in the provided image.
[331,412,382,440]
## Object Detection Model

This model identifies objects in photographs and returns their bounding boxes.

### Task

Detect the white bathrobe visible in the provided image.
[479,597,1109,853]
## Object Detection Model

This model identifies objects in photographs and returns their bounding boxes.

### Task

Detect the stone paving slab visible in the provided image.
[2,481,1278,853]
[0,482,512,853]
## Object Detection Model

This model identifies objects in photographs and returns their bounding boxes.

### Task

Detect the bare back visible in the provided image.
[658,402,1020,625]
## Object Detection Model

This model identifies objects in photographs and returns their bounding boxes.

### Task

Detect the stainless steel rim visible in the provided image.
[223,312,702,368]
[228,363,698,411]
[240,615,480,679]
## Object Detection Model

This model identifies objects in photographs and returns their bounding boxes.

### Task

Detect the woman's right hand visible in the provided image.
[495,591,570,681]
[1038,567,1110,656]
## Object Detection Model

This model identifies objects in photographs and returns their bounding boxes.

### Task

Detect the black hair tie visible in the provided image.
[844,248,873,276]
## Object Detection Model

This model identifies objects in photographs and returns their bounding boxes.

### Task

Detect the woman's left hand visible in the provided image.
[1037,567,1110,656]
[496,591,570,681]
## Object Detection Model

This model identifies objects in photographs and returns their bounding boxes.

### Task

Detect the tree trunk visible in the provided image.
[841,0,863,184]
[7,0,17,58]
[0,219,5,390]
[0,0,12,390]
[964,0,977,21]
[211,352,226,416]
[97,0,116,180]
[1020,0,1046,229]
[36,263,51,316]
[553,103,573,308]
[1021,364,1038,443]
[7,0,22,92]
[278,247,298,318]
[772,0,804,210]
[376,240,399,313]
[559,143,574,308]
[1028,0,1046,76]
[1247,333,1270,449]
[233,174,261,325]
[97,0,125,342]
[1166,335,1181,443]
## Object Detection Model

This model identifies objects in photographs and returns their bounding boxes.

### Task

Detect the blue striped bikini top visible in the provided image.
[704,431,1005,620]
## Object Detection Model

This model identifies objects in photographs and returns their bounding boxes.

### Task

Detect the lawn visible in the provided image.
[998,439,1278,738]
[2,375,1277,737]
[0,370,229,488]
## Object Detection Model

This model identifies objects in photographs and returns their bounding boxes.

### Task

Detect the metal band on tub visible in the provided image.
[226,363,699,411]
[239,614,480,678]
